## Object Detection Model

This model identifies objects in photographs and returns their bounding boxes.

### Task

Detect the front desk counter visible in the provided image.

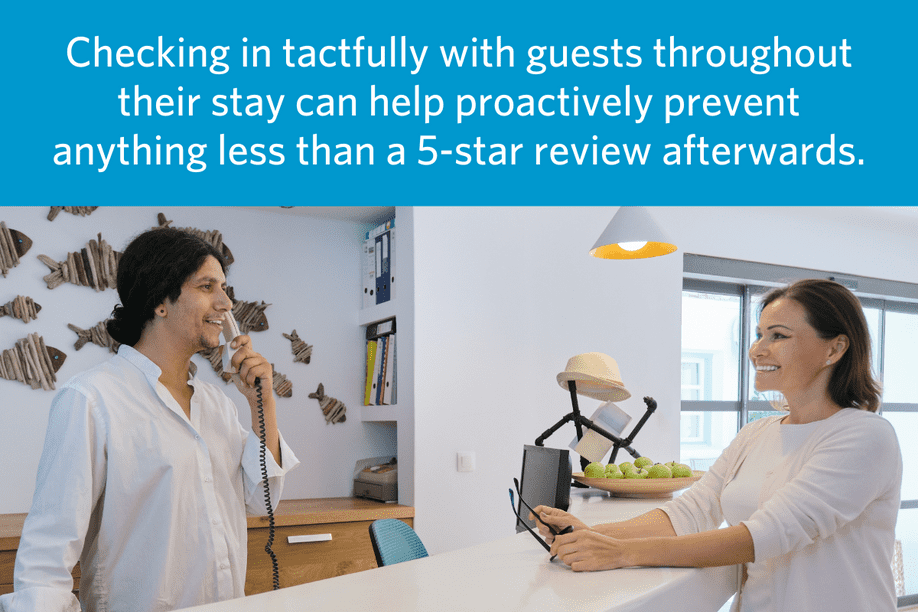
[180,488,738,612]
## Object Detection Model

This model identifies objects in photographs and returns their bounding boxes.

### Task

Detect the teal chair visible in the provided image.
[368,519,429,567]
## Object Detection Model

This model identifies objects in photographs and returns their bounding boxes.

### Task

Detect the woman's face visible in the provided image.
[749,297,841,398]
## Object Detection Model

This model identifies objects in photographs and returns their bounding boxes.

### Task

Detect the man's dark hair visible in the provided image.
[107,228,227,347]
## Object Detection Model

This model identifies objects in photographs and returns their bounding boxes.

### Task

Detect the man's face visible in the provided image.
[160,255,233,354]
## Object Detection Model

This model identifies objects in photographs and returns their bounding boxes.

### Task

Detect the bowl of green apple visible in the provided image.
[572,457,704,498]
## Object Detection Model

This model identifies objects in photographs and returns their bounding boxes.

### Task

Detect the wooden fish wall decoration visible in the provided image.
[232,299,271,334]
[38,234,120,291]
[156,212,235,266]
[226,286,270,334]
[272,365,293,398]
[0,222,32,278]
[309,383,346,424]
[68,320,120,353]
[0,296,42,323]
[47,207,99,221]
[0,333,67,391]
[283,330,313,364]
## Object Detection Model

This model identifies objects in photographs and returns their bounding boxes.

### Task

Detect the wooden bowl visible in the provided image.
[572,470,705,498]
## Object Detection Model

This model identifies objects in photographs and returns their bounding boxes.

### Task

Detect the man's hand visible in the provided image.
[228,334,281,467]
[228,334,273,399]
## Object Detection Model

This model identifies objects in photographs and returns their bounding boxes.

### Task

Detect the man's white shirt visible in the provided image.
[0,345,300,612]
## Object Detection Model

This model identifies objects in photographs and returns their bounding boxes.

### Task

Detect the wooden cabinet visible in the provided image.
[245,498,413,595]
[0,498,414,598]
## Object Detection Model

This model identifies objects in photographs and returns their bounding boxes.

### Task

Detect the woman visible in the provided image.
[532,279,902,612]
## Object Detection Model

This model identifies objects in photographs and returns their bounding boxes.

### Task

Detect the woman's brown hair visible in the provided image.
[759,279,881,412]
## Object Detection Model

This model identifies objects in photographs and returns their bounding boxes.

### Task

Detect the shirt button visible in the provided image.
[220,563,229,570]
[212,518,219,525]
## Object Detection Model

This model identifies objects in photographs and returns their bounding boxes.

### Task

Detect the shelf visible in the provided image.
[361,404,400,422]
[359,300,398,327]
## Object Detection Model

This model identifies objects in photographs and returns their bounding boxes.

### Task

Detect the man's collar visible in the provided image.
[117,344,163,380]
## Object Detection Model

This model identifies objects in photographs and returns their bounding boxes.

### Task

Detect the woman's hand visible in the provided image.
[529,506,589,543]
[550,529,632,572]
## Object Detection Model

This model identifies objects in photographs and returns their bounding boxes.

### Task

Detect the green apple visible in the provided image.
[664,461,678,469]
[605,469,624,479]
[604,463,621,474]
[618,462,634,473]
[634,457,653,469]
[671,464,693,478]
[584,462,605,478]
[625,468,649,479]
[646,464,672,479]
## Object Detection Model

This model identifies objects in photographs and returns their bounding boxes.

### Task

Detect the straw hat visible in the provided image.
[556,353,631,401]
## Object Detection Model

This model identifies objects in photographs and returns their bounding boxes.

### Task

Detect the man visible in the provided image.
[0,228,299,612]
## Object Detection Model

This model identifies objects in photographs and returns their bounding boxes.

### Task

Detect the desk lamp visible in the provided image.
[535,207,677,473]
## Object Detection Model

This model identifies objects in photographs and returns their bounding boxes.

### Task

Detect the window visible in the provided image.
[681,255,918,607]
[680,357,705,401]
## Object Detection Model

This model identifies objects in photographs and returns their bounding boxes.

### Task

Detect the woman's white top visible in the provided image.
[720,417,820,610]
[660,408,902,612]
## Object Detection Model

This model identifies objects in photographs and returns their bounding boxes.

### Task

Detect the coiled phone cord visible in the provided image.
[254,377,280,590]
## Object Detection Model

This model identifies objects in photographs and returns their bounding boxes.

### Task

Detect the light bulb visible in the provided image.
[618,241,647,251]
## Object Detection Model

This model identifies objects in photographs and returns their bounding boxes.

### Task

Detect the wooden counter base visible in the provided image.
[0,498,414,597]
[245,498,414,595]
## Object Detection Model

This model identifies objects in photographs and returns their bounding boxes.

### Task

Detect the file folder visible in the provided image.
[382,333,394,405]
[375,335,388,405]
[375,231,391,305]
[364,339,378,405]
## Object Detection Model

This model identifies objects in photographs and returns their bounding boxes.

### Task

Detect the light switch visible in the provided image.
[457,451,475,472]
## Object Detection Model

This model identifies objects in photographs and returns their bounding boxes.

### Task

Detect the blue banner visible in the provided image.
[4,1,913,205]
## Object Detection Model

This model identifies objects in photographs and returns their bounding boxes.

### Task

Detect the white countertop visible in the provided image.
[179,489,738,612]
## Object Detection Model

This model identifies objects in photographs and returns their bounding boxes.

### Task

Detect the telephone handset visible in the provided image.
[221,311,243,374]
[221,312,280,591]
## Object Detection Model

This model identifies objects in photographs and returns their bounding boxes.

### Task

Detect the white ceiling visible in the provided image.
[248,206,918,234]
[247,206,395,225]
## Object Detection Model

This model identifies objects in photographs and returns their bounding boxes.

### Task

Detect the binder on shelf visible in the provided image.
[366,218,394,241]
[362,239,376,309]
[364,317,396,407]
[369,336,384,406]
[361,217,393,310]
[382,333,395,405]
[388,227,396,303]
[390,331,397,405]
[364,339,378,405]
[366,317,396,340]
[375,231,391,305]
[375,335,389,405]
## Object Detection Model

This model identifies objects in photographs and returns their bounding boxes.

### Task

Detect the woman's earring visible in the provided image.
[825,360,831,365]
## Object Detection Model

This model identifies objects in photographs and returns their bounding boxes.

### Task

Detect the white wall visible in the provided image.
[0,206,396,513]
[411,206,918,555]
[4,204,914,557]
